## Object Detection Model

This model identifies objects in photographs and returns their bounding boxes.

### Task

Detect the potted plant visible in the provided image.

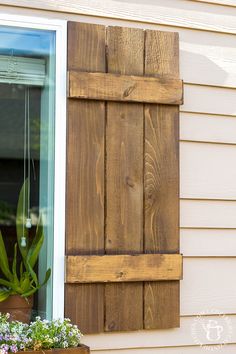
[0,313,89,353]
[0,180,51,322]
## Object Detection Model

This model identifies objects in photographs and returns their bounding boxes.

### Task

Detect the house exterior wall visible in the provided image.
[1,0,236,352]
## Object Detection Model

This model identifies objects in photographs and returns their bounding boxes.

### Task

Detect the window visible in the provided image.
[0,16,66,320]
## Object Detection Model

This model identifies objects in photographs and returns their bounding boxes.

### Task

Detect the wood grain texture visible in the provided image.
[144,30,180,329]
[66,99,105,253]
[17,347,90,354]
[105,26,144,332]
[65,284,103,335]
[65,22,105,334]
[67,21,105,72]
[144,105,179,251]
[66,22,181,333]
[145,31,179,79]
[66,254,183,283]
[145,281,180,329]
[68,71,183,104]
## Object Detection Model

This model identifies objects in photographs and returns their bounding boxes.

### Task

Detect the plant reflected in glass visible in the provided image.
[0,179,51,302]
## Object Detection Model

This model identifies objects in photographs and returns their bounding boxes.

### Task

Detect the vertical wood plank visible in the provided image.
[65,22,105,334]
[105,26,144,331]
[144,30,180,329]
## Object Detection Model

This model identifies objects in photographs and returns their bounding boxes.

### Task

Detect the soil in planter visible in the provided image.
[0,294,33,323]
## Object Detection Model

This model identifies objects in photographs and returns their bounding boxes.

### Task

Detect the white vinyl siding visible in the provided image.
[180,113,236,144]
[181,229,236,256]
[80,315,236,349]
[1,0,236,34]
[89,345,236,354]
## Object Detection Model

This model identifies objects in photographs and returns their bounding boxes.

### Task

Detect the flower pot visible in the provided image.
[17,346,90,354]
[0,294,33,323]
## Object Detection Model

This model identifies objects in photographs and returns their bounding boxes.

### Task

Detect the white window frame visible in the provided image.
[0,13,67,320]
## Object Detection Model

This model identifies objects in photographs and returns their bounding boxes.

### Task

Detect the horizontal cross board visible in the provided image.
[66,254,183,283]
[68,71,183,104]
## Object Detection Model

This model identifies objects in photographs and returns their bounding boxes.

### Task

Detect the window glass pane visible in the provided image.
[0,26,55,319]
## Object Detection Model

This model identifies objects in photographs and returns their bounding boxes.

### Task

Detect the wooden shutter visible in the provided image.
[65,22,183,334]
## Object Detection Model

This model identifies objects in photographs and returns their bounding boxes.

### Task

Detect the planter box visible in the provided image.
[17,346,90,354]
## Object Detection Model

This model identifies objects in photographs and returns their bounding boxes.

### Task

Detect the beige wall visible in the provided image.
[1,0,236,352]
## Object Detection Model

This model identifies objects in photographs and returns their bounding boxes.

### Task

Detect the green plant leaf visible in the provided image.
[0,288,10,302]
[22,268,51,297]
[0,278,15,289]
[0,230,13,281]
[12,243,20,286]
[20,273,31,293]
[16,178,29,260]
[21,286,38,297]
[25,260,38,287]
[27,215,44,269]
[20,261,24,278]
[40,268,51,287]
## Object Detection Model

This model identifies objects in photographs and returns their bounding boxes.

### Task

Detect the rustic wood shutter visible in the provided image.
[65,21,183,334]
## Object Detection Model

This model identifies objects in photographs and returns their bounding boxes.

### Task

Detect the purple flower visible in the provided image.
[10,345,18,353]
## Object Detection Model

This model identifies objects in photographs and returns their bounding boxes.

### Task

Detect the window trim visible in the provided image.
[0,13,67,320]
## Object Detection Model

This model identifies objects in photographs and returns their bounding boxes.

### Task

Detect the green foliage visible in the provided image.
[0,179,51,302]
[16,178,29,261]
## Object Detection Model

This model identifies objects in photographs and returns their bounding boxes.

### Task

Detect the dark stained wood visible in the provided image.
[65,22,182,333]
[65,283,103,335]
[66,100,105,254]
[19,346,90,354]
[65,22,105,334]
[66,254,183,283]
[105,26,144,332]
[68,71,183,104]
[144,105,179,251]
[144,30,180,329]
[67,22,105,72]
[145,281,180,329]
[145,30,179,78]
